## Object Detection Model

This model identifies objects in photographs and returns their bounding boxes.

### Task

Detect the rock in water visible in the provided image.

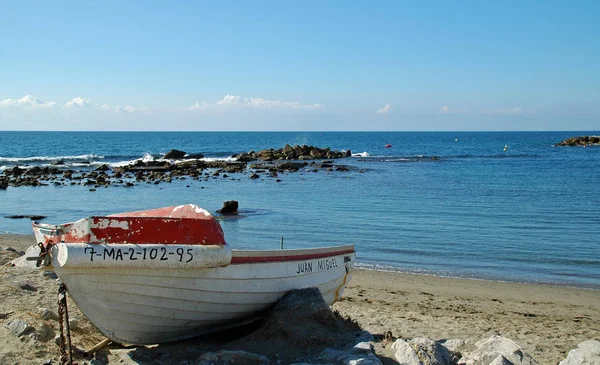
[555,136,600,146]
[559,340,600,365]
[163,149,187,159]
[458,335,537,365]
[217,200,239,214]
[4,215,46,220]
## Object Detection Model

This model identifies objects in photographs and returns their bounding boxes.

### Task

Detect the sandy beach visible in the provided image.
[1,234,598,364]
[333,269,599,364]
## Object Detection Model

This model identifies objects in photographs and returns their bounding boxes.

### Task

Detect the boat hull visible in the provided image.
[53,245,355,344]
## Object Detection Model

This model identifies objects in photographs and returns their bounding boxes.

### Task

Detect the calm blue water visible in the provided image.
[1,131,599,288]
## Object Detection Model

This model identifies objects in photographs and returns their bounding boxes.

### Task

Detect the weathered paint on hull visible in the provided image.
[53,245,355,345]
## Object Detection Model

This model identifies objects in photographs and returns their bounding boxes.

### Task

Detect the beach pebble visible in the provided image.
[197,350,269,365]
[5,319,34,337]
[68,318,79,330]
[36,322,54,342]
[318,343,383,365]
[41,271,58,279]
[39,307,59,321]
[558,339,600,365]
[458,335,537,365]
[18,281,37,291]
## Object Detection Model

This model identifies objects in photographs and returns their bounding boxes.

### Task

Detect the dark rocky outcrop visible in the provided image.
[163,149,187,159]
[1,144,355,189]
[235,144,350,162]
[555,136,600,147]
[217,200,239,215]
[4,215,46,220]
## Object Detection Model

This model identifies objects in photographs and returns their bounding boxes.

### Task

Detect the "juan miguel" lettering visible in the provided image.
[296,258,338,274]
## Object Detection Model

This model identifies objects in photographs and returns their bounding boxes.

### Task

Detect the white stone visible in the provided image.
[391,339,423,364]
[458,336,537,365]
[39,307,59,321]
[5,319,34,337]
[391,338,452,365]
[489,355,513,365]
[441,339,468,354]
[36,322,54,342]
[353,342,374,354]
[559,340,600,365]
[346,352,384,365]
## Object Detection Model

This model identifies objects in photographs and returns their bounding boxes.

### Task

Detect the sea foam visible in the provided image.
[0,154,104,163]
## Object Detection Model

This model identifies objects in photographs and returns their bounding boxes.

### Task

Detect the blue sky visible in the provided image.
[0,1,598,131]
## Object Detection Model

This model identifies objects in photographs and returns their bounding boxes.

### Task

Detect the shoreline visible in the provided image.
[356,264,600,291]
[1,234,599,364]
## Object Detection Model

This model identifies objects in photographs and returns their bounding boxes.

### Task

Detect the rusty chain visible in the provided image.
[57,283,75,365]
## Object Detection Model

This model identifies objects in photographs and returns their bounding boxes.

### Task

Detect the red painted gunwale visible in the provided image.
[231,246,355,264]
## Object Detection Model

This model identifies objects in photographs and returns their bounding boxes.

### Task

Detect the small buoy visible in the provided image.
[385,144,392,148]
[503,145,508,152]
[455,138,458,142]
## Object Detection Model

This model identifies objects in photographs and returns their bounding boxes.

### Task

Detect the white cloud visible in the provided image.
[493,107,521,114]
[191,94,325,111]
[0,95,57,108]
[188,101,210,111]
[116,105,151,113]
[481,107,525,114]
[441,105,449,113]
[64,97,100,109]
[246,97,324,110]
[216,94,241,106]
[377,104,393,114]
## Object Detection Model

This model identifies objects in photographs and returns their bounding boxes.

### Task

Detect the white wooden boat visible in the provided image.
[32,204,355,345]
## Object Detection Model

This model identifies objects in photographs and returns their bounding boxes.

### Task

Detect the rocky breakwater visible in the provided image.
[235,144,351,162]
[555,135,600,147]
[0,145,354,190]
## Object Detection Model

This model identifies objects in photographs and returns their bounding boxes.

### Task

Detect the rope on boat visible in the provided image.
[58,283,75,365]
[334,264,350,302]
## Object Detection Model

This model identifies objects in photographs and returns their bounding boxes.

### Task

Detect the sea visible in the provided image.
[1,131,599,289]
